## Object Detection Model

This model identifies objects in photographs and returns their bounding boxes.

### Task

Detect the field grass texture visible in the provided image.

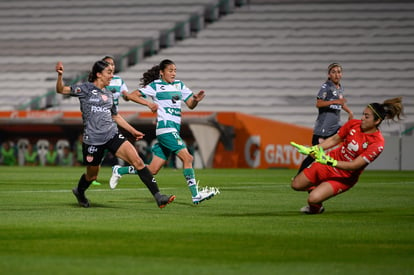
[0,167,413,275]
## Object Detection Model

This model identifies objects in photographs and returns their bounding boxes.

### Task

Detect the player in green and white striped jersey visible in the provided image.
[109,59,219,205]
[102,56,128,110]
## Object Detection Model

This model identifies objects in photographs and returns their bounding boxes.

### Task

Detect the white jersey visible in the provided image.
[139,79,193,136]
[106,75,128,108]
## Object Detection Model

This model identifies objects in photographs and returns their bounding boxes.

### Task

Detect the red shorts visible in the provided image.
[303,162,357,195]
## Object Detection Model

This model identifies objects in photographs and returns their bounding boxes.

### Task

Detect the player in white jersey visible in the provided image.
[55,60,175,209]
[102,55,128,110]
[109,59,219,205]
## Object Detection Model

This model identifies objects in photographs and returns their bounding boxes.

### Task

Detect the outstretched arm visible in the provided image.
[123,90,158,113]
[186,90,205,109]
[55,62,71,95]
[112,113,145,140]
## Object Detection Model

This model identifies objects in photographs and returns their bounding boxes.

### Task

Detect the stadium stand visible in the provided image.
[0,0,413,135]
[0,0,231,108]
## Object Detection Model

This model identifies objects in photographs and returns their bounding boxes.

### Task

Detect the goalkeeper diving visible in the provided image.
[290,97,403,214]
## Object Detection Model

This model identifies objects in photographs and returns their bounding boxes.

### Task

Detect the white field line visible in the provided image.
[0,185,279,194]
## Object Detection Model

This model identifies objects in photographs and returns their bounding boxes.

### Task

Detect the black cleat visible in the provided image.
[157,194,176,208]
[72,188,90,208]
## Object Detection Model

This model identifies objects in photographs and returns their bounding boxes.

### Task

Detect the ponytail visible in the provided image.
[368,97,404,126]
[139,59,175,87]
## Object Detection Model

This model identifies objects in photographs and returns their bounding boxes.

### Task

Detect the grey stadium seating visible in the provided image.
[0,0,413,135]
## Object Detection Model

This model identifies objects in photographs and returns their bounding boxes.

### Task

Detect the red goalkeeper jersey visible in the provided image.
[329,119,384,180]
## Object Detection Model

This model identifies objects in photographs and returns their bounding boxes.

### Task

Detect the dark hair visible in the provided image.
[140,59,175,87]
[88,60,110,82]
[102,55,115,61]
[328,62,342,73]
[368,97,404,125]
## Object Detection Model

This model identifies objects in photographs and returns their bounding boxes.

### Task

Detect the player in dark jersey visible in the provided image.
[291,97,403,214]
[55,60,175,208]
[297,63,353,174]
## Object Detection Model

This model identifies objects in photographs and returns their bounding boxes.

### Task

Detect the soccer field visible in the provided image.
[0,167,413,275]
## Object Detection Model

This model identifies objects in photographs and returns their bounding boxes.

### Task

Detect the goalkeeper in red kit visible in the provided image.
[291,97,404,214]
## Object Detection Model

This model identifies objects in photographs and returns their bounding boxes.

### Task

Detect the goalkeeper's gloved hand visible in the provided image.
[290,141,319,156]
[315,147,338,167]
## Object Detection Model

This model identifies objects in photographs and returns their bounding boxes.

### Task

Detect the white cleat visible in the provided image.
[192,184,220,205]
[300,205,325,214]
[109,165,122,190]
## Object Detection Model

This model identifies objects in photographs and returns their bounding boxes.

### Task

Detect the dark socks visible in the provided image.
[137,166,160,196]
[77,173,92,193]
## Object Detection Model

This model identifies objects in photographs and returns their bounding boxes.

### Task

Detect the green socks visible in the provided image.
[184,168,198,197]
[118,166,137,175]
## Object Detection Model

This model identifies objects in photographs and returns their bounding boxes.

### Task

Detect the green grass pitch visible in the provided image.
[0,167,413,274]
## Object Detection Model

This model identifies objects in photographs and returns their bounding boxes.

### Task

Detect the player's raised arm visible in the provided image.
[55,61,71,95]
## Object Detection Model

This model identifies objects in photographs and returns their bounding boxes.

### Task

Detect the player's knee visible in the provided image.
[291,180,301,191]
[181,153,193,167]
[130,158,145,170]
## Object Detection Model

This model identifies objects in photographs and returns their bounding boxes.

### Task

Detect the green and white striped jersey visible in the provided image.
[139,79,193,136]
[106,75,128,107]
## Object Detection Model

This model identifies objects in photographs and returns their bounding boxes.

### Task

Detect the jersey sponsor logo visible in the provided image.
[87,146,98,154]
[165,107,181,116]
[347,140,359,152]
[91,106,110,113]
[172,95,180,103]
[329,104,342,110]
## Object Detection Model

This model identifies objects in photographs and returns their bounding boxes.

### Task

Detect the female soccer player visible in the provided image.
[55,60,175,208]
[296,63,353,174]
[291,97,403,214]
[109,59,219,205]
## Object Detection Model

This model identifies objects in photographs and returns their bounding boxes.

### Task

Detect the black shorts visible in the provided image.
[82,133,127,166]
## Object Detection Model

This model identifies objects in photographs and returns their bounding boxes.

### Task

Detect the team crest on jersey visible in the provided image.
[75,87,81,93]
[101,94,108,101]
[363,142,369,149]
[87,145,98,154]
[347,140,359,152]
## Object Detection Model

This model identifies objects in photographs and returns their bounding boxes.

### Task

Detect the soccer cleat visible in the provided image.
[192,186,220,205]
[109,165,122,190]
[156,194,176,208]
[72,188,90,208]
[300,205,325,214]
